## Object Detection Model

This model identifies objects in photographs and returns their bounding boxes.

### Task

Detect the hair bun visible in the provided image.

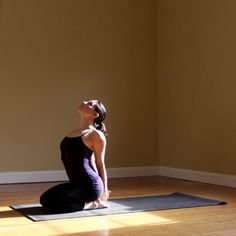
[94,122,107,136]
[94,101,108,136]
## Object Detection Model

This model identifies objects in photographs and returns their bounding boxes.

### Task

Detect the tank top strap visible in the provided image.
[80,129,93,137]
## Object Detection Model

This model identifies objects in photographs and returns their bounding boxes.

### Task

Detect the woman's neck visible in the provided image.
[78,118,94,130]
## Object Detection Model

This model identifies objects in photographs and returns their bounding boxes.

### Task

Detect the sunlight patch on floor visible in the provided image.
[0,206,30,226]
[41,212,178,235]
[0,206,178,235]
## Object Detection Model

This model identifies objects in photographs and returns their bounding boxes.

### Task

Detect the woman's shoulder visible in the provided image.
[88,128,106,143]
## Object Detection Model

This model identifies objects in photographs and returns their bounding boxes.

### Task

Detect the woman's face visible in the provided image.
[77,100,98,117]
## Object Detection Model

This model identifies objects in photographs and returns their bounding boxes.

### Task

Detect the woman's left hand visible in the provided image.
[100,189,111,201]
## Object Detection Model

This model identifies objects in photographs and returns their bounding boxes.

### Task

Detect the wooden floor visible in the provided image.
[0,176,236,236]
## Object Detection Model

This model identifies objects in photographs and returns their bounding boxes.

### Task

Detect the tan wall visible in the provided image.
[157,0,236,175]
[0,0,158,171]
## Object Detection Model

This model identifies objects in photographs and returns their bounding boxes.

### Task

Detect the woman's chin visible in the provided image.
[77,106,83,111]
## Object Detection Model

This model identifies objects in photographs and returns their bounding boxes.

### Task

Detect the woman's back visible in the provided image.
[60,135,103,191]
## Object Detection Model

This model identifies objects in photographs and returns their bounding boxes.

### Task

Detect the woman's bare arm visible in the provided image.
[91,130,110,200]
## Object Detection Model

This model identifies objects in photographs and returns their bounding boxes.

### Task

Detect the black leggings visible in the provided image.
[40,182,102,213]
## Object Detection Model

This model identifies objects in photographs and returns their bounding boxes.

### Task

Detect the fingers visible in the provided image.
[100,189,111,201]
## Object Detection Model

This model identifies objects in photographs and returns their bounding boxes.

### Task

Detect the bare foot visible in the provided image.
[84,201,98,210]
[84,199,110,210]
[95,199,110,209]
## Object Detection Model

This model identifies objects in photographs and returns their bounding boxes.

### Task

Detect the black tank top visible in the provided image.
[60,135,103,191]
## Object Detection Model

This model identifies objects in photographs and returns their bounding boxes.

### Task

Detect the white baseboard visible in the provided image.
[107,166,158,178]
[0,166,235,188]
[158,166,236,188]
[0,166,158,184]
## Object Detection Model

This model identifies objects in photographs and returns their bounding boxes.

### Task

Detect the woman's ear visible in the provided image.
[93,111,99,118]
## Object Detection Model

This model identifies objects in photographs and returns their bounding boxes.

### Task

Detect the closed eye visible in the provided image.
[86,102,95,109]
[87,102,93,107]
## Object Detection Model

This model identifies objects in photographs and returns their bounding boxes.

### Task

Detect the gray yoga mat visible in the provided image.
[10,192,226,222]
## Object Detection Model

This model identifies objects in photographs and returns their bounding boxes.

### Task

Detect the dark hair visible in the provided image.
[94,101,107,136]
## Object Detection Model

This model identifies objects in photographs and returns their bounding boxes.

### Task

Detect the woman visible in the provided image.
[40,100,110,213]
